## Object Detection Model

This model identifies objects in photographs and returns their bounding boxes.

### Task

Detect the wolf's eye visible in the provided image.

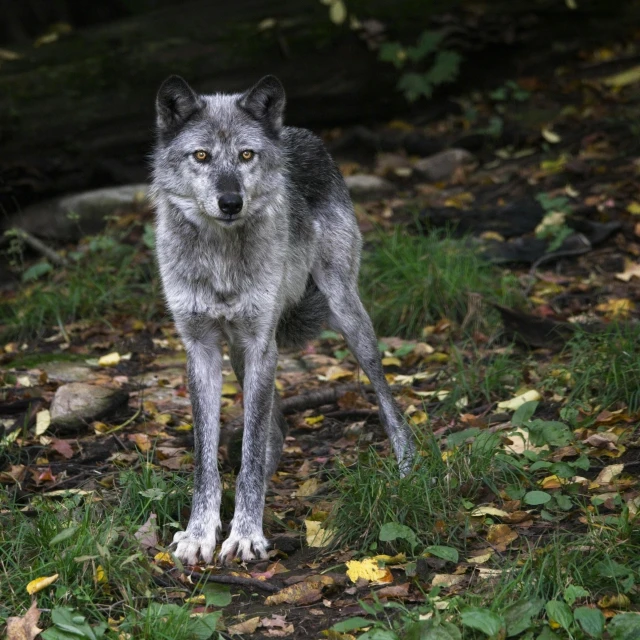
[240,150,254,162]
[194,150,208,162]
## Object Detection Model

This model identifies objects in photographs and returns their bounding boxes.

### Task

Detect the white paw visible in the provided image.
[171,524,220,565]
[218,530,269,564]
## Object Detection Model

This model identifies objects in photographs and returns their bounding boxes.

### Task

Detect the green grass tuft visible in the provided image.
[360,228,521,338]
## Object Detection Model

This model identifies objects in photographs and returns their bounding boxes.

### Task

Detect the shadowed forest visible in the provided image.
[2,1,640,638]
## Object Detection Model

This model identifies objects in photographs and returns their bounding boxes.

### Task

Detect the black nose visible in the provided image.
[218,193,243,215]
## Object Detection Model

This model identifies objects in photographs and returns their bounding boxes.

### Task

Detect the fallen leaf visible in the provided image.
[467,551,494,564]
[296,478,320,497]
[594,464,624,486]
[471,506,509,518]
[134,513,158,550]
[497,390,542,410]
[603,65,640,87]
[431,574,465,588]
[376,583,410,599]
[486,524,518,549]
[596,298,634,319]
[5,601,42,640]
[228,616,261,635]
[0,464,27,484]
[98,352,121,367]
[221,382,239,396]
[26,574,59,595]
[541,127,561,144]
[265,576,333,606]
[35,410,51,436]
[305,520,335,548]
[95,565,108,584]
[51,439,74,459]
[615,261,640,282]
[626,202,640,215]
[346,558,392,584]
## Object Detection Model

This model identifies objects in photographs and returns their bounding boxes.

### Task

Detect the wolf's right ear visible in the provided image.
[156,76,202,130]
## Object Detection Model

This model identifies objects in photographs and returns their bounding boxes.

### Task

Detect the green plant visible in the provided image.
[379,30,462,102]
[535,192,573,251]
[360,228,521,338]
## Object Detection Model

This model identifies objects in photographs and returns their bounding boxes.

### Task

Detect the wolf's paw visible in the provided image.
[171,524,220,565]
[218,530,269,564]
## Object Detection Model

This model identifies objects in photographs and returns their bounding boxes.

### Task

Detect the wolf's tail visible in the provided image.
[276,277,330,350]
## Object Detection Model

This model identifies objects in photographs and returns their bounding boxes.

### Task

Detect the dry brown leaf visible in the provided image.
[594,464,624,486]
[134,513,158,550]
[5,601,42,640]
[228,616,261,635]
[265,576,333,606]
[376,583,410,599]
[431,574,465,588]
[471,506,509,518]
[486,524,518,550]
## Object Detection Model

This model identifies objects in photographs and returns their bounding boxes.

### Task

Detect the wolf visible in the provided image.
[151,74,416,564]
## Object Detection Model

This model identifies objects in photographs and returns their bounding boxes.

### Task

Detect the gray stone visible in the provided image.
[41,361,95,383]
[14,184,149,241]
[344,174,395,201]
[50,382,129,432]
[413,149,476,182]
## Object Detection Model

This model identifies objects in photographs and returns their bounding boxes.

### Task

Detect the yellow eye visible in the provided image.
[194,150,208,162]
[240,150,254,162]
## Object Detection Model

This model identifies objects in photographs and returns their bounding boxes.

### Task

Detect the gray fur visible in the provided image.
[152,75,416,564]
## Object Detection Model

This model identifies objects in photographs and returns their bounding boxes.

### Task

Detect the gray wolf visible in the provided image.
[151,74,416,564]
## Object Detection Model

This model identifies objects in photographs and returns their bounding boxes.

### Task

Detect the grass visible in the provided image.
[0,461,221,638]
[0,228,162,341]
[360,227,522,338]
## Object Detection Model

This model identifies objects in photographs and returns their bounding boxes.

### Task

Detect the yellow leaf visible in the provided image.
[540,155,568,173]
[296,478,319,497]
[304,415,324,426]
[221,382,239,396]
[497,390,542,410]
[329,0,347,25]
[444,192,474,209]
[346,558,391,584]
[598,594,631,609]
[17,375,32,387]
[471,506,509,518]
[596,298,634,319]
[98,352,121,367]
[467,551,494,564]
[265,576,333,605]
[185,595,205,605]
[95,565,107,584]
[627,202,640,215]
[486,524,518,547]
[540,475,564,489]
[541,127,561,144]
[304,520,335,548]
[35,410,51,436]
[325,366,353,381]
[603,65,640,87]
[381,356,402,367]
[372,553,406,564]
[409,410,428,426]
[26,574,59,595]
[154,552,173,564]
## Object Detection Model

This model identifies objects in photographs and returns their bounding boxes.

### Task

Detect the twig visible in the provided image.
[184,569,281,593]
[102,406,142,435]
[10,227,68,267]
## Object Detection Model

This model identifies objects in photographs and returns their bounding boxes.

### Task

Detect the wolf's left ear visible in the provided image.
[156,75,202,130]
[240,75,286,134]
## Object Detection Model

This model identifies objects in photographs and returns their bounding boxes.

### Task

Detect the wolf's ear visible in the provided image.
[156,76,202,130]
[240,75,285,134]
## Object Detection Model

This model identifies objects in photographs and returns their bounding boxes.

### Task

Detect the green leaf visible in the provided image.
[379,522,418,552]
[203,583,231,607]
[190,612,221,640]
[563,585,589,606]
[447,428,480,448]
[536,627,562,640]
[512,400,538,426]
[574,607,605,638]
[503,598,544,636]
[379,42,406,69]
[424,545,458,564]
[545,601,573,631]
[328,0,346,25]
[608,613,640,640]
[460,608,504,637]
[49,526,79,546]
[143,223,155,249]
[22,261,53,282]
[425,50,462,86]
[46,607,101,640]
[332,617,373,632]
[524,491,552,506]
[406,620,461,640]
[594,558,632,579]
[406,30,445,62]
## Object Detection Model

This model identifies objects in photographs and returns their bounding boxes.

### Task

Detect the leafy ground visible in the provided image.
[3,34,640,640]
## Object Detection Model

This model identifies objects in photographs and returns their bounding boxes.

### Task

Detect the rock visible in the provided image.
[14,184,149,242]
[50,383,129,432]
[40,361,95,383]
[344,174,395,201]
[413,149,476,182]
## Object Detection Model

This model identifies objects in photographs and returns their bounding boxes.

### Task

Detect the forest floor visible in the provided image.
[2,31,640,640]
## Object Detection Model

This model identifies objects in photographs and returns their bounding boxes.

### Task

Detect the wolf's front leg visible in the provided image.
[219,339,277,563]
[172,324,223,565]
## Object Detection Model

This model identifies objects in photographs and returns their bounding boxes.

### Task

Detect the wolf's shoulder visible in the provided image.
[281,127,348,208]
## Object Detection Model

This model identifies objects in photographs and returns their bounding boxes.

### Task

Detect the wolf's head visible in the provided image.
[153,75,286,227]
